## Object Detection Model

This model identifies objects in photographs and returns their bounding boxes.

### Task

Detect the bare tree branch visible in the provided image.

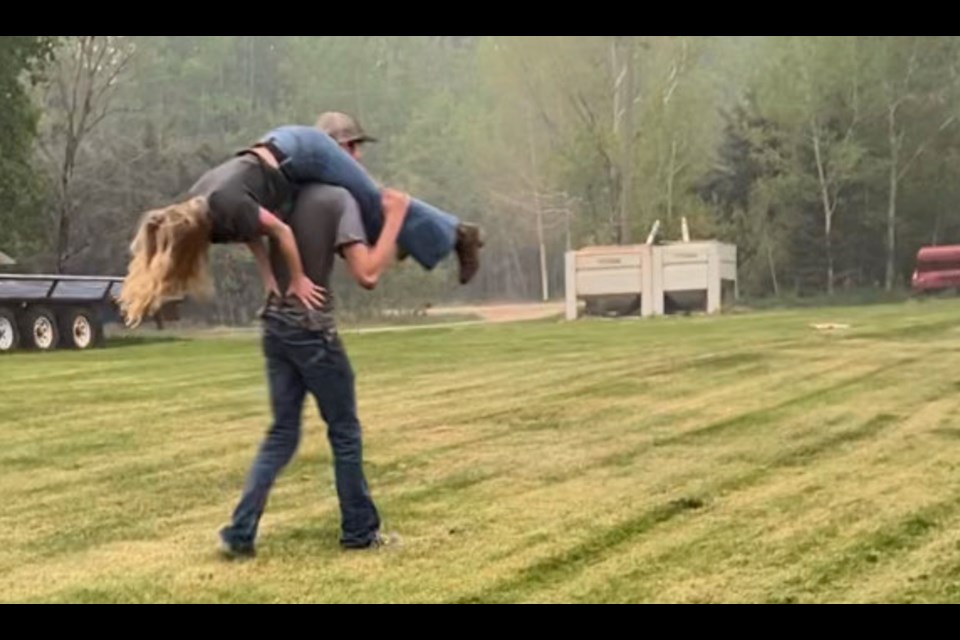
[898,115,957,181]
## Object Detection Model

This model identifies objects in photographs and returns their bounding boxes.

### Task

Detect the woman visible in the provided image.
[119,124,480,327]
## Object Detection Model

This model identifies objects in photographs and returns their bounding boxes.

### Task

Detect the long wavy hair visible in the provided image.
[118,196,213,328]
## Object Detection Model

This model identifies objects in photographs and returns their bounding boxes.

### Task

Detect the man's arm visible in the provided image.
[258,208,326,307]
[341,189,410,290]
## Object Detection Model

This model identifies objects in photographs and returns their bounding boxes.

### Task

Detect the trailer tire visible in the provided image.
[0,307,20,353]
[59,306,104,350]
[22,306,60,351]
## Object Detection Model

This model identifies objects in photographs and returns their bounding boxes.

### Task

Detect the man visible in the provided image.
[219,185,409,558]
[315,111,483,284]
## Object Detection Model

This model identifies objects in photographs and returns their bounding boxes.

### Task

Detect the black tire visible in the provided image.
[22,306,60,351]
[59,306,105,350]
[0,307,20,354]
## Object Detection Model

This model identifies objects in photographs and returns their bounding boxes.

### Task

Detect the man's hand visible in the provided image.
[382,189,411,221]
[287,274,326,309]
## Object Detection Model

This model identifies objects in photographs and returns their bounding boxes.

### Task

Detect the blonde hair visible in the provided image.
[118,196,213,328]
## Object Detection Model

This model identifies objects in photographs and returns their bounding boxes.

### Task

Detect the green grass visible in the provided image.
[4,298,960,603]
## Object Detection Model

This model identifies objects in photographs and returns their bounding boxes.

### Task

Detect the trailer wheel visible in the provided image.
[60,306,104,350]
[22,306,60,351]
[0,307,20,353]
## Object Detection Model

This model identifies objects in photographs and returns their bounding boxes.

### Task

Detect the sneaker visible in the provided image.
[342,531,402,551]
[219,530,256,561]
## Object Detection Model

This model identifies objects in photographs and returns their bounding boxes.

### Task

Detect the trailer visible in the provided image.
[0,274,124,353]
[912,245,960,294]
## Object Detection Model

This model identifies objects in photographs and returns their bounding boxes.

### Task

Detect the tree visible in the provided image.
[37,36,134,273]
[0,36,57,260]
[754,36,868,295]
[861,36,960,290]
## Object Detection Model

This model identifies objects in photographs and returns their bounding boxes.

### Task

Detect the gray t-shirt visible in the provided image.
[189,154,292,244]
[262,185,367,331]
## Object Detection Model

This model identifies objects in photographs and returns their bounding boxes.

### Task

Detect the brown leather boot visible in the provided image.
[455,224,484,285]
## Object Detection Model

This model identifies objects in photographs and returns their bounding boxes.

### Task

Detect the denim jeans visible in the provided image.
[221,318,380,550]
[262,125,459,270]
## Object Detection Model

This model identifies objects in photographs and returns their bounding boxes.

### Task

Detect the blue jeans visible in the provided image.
[221,318,381,550]
[261,126,459,270]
